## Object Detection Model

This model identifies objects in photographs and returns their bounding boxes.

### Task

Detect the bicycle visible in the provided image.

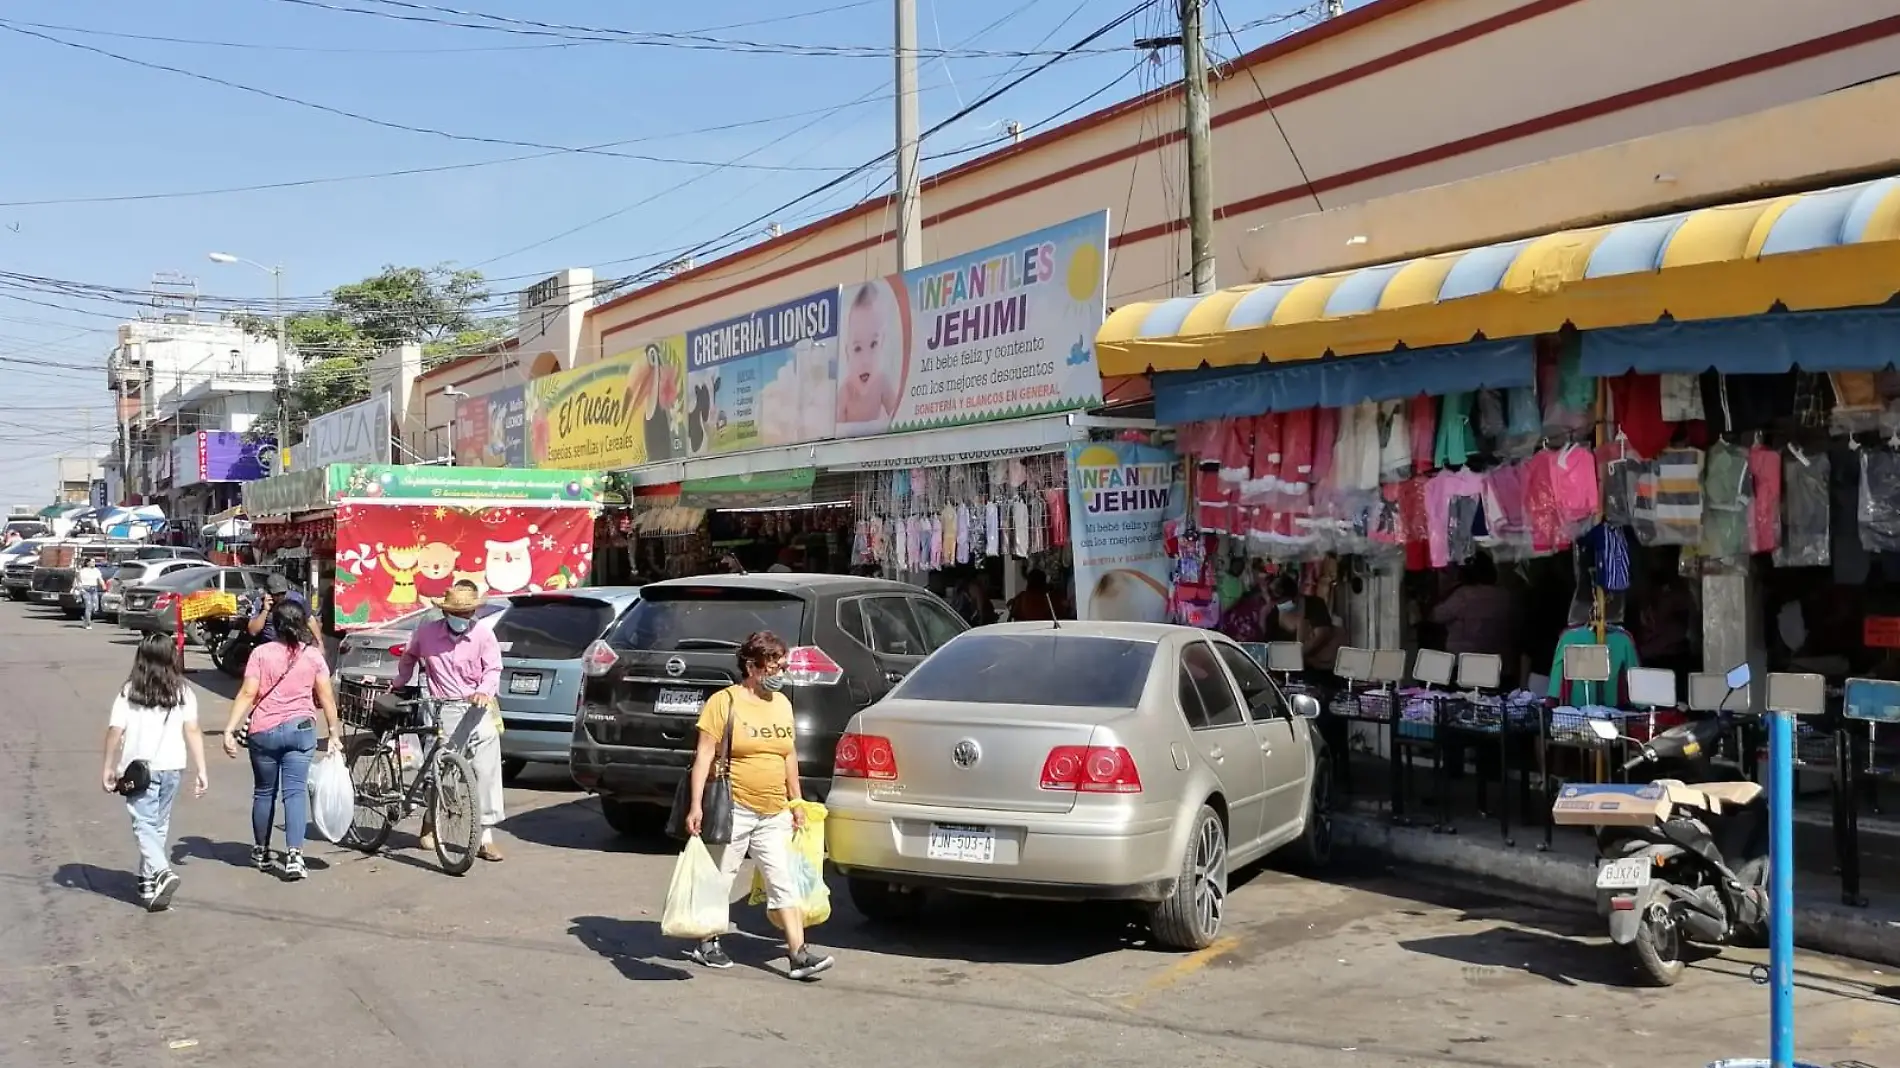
[340,688,485,875]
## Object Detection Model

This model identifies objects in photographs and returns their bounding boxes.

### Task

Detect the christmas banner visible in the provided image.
[331,502,596,628]
[328,464,600,505]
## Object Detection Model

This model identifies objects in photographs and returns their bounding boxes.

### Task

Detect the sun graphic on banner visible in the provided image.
[1074,444,1121,469]
[1065,240,1103,303]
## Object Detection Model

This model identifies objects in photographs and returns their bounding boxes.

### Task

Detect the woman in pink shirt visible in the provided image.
[220,600,342,880]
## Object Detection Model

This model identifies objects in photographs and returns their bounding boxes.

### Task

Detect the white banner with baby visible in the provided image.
[839,211,1110,438]
[671,213,1111,461]
[1066,440,1183,624]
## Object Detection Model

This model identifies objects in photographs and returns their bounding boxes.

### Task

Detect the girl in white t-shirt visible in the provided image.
[100,633,207,911]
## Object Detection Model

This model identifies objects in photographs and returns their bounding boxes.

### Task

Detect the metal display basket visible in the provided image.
[1330,688,1395,722]
[1396,692,1458,741]
[1545,708,1627,747]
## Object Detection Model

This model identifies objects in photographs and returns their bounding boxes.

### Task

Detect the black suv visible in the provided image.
[570,574,967,837]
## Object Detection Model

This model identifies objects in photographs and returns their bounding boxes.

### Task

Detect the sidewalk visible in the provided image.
[1334,788,1900,965]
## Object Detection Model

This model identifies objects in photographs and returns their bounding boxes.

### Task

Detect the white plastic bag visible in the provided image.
[661,838,730,941]
[308,750,355,844]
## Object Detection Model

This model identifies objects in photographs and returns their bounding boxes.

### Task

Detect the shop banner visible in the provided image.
[453,383,528,468]
[1065,441,1180,624]
[526,336,689,470]
[332,502,595,628]
[291,393,390,470]
[684,289,839,456]
[243,467,331,516]
[843,213,1108,438]
[327,464,600,505]
[201,432,274,483]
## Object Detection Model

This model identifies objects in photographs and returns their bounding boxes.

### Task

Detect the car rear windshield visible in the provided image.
[893,633,1157,708]
[144,567,220,589]
[608,589,805,652]
[492,597,616,660]
[114,563,148,582]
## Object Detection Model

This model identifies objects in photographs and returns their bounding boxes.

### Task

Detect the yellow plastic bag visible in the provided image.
[661,838,730,941]
[751,801,832,929]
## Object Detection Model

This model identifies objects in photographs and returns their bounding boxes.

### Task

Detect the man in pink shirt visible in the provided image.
[393,581,508,862]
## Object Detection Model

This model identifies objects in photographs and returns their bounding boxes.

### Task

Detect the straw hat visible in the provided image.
[440,585,483,613]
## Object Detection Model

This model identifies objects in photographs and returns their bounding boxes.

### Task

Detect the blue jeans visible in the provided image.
[79,588,98,625]
[248,718,317,851]
[127,770,181,878]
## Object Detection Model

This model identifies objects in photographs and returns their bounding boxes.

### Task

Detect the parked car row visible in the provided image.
[0,538,209,619]
[9,559,1331,950]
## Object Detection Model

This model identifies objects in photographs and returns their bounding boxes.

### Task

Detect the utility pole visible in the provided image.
[894,0,924,271]
[1180,0,1217,293]
[272,266,290,473]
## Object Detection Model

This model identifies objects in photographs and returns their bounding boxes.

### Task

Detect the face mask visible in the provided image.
[760,672,787,693]
[1276,600,1298,615]
[444,615,473,636]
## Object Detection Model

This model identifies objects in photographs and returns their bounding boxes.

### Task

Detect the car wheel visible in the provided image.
[1148,804,1227,951]
[599,798,664,838]
[1281,758,1334,870]
[501,758,527,783]
[847,877,926,924]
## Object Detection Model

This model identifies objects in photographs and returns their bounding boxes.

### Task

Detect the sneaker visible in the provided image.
[146,870,180,912]
[251,846,271,872]
[283,849,307,881]
[688,939,734,970]
[135,875,155,903]
[787,948,834,981]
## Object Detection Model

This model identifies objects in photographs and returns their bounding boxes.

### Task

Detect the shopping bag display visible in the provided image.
[751,801,832,929]
[307,750,355,844]
[661,838,731,941]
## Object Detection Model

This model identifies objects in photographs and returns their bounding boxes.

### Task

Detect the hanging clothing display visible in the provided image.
[1701,440,1754,559]
[1408,394,1438,476]
[853,454,1068,571]
[1434,391,1477,469]
[1747,444,1781,555]
[1651,447,1705,546]
[1375,400,1411,484]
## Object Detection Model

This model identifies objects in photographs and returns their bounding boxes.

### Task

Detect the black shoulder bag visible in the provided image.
[665,689,737,845]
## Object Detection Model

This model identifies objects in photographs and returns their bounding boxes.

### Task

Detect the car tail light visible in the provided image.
[386,644,406,659]
[152,593,177,612]
[580,639,619,677]
[835,732,898,780]
[784,645,843,686]
[1040,746,1143,794]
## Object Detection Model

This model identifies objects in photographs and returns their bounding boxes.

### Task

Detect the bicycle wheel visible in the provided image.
[343,736,400,854]
[427,751,483,876]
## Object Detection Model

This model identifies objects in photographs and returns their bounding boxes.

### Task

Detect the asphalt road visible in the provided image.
[2,600,1897,1068]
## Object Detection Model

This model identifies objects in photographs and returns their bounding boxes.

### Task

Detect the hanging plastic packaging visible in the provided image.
[1773,447,1830,567]
[1858,451,1900,552]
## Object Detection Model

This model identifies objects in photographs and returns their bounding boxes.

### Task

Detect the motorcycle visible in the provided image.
[193,590,265,678]
[1551,702,1769,986]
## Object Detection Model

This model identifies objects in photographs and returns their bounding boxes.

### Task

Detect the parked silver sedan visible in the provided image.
[827,621,1332,950]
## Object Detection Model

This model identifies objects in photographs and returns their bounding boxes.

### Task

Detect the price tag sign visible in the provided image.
[1863,615,1900,649]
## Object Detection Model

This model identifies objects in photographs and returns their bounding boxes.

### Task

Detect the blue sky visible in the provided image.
[0,0,1323,505]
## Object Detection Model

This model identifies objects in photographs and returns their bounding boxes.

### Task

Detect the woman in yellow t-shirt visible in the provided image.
[683,630,833,980]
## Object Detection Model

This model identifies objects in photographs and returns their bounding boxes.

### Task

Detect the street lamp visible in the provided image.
[207,252,289,470]
[442,386,469,465]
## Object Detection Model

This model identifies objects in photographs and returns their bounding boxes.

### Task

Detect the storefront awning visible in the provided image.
[1098,176,1900,374]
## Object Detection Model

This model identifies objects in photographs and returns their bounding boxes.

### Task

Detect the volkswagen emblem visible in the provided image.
[664,657,686,678]
[952,740,981,769]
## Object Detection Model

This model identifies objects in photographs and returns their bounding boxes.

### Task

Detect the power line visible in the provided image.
[264,0,1133,58]
[0,21,869,173]
[0,17,589,53]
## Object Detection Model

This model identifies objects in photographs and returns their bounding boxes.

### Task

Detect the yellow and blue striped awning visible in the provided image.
[1097,176,1900,375]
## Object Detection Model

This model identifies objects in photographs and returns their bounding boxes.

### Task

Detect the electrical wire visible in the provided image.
[1212,0,1325,211]
[264,0,1135,59]
[0,21,869,174]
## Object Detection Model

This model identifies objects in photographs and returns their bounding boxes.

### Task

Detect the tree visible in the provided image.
[238,264,513,430]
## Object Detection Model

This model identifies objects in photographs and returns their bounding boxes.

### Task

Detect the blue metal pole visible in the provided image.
[1767,707,1796,1068]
